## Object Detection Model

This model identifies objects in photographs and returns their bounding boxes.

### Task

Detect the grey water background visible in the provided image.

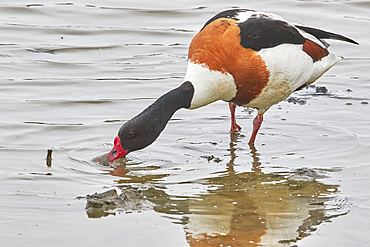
[1,0,370,246]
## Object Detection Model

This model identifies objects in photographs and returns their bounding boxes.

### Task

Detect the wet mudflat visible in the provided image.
[1,0,370,246]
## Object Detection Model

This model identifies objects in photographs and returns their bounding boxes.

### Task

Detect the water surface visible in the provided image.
[1,0,370,246]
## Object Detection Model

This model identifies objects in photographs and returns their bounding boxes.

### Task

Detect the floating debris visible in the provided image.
[287,97,307,105]
[201,155,222,163]
[316,86,328,94]
[46,149,52,167]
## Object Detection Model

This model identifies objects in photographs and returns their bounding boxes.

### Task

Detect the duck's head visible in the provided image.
[108,81,194,162]
[108,111,164,162]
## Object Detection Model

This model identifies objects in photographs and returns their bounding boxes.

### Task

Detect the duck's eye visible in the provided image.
[128,131,135,138]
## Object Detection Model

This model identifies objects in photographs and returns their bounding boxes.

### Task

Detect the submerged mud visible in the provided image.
[85,187,154,218]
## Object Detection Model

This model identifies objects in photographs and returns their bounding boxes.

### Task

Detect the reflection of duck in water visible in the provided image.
[86,165,344,245]
[183,168,343,246]
[90,143,348,246]
[108,8,358,162]
[180,141,344,246]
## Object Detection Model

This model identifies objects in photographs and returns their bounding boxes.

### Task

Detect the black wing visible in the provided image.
[238,16,306,51]
[295,25,359,46]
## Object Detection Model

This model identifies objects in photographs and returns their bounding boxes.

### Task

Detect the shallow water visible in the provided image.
[1,0,370,246]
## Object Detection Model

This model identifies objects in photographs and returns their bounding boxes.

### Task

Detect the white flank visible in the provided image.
[247,43,338,113]
[184,61,237,109]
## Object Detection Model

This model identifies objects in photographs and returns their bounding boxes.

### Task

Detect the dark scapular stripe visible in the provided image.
[238,17,306,51]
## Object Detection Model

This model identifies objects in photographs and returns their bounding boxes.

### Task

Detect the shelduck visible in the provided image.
[108,9,358,162]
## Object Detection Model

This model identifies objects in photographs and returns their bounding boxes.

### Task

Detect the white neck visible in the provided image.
[183,61,237,109]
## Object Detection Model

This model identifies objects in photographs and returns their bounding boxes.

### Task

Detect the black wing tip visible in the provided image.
[334,34,359,45]
[335,36,359,45]
[295,25,359,45]
[350,39,360,45]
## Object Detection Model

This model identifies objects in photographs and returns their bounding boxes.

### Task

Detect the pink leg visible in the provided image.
[229,103,241,132]
[248,114,263,145]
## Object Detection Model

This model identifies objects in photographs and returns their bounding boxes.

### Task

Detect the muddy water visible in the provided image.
[1,0,370,246]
